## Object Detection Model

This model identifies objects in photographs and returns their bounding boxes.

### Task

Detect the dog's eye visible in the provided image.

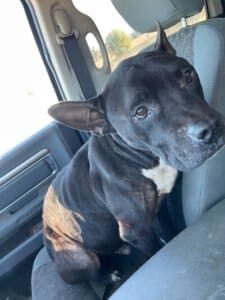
[184,70,193,83]
[135,106,148,119]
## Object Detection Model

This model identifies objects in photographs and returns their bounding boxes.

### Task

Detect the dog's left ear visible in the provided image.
[155,22,176,56]
[48,96,114,136]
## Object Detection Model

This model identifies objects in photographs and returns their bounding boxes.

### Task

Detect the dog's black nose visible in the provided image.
[187,119,223,143]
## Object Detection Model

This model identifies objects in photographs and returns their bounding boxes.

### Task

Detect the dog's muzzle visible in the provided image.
[186,118,224,144]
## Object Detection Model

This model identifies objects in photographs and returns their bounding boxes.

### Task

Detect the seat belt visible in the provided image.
[59,34,95,142]
[55,10,97,100]
[62,35,97,99]
[61,34,94,142]
[55,10,97,142]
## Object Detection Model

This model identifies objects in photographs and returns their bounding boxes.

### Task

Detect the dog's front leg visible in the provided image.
[117,220,156,256]
[104,175,158,256]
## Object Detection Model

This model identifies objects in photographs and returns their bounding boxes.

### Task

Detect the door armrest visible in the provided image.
[111,199,225,300]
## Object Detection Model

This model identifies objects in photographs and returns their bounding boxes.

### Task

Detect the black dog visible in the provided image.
[43,24,225,284]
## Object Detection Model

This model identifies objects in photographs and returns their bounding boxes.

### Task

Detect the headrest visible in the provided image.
[111,0,204,33]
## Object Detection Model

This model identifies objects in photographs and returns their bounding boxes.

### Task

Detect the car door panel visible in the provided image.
[0,121,84,278]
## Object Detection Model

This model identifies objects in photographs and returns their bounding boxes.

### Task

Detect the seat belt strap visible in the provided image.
[54,10,97,99]
[54,9,96,99]
[62,34,97,99]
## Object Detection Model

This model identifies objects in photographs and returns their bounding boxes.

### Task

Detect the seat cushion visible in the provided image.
[31,247,99,300]
[31,244,150,299]
[110,198,225,300]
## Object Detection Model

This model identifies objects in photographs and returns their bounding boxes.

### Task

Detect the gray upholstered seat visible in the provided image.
[32,247,100,300]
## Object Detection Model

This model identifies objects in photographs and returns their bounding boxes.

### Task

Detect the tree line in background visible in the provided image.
[91,29,140,63]
[105,29,132,56]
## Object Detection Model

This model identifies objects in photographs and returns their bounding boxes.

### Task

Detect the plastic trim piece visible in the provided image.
[0,230,42,278]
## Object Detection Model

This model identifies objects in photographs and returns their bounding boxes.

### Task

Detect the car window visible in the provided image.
[72,0,206,70]
[0,2,57,157]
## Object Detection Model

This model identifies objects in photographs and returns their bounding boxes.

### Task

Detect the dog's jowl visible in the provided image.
[43,23,225,284]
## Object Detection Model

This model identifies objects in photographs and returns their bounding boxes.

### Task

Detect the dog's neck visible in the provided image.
[97,134,178,196]
[104,133,159,170]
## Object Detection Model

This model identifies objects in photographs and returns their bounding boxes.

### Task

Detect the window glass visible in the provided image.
[0,2,57,156]
[72,0,206,70]
[86,33,104,69]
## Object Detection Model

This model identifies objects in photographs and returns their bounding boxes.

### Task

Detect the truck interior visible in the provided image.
[1,0,225,299]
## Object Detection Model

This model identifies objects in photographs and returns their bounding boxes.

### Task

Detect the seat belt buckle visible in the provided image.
[53,9,79,45]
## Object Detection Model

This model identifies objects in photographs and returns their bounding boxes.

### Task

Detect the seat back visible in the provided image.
[179,19,225,224]
[111,0,225,226]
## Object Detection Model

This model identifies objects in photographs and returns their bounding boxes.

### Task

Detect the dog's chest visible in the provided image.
[141,159,178,196]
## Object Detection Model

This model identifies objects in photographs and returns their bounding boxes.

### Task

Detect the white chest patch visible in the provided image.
[142,159,178,196]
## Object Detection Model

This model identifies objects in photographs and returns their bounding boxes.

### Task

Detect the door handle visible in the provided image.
[0,149,59,214]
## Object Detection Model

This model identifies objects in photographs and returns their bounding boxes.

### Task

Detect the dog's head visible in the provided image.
[49,24,225,171]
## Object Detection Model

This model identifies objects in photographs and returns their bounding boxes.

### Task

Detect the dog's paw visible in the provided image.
[109,270,122,283]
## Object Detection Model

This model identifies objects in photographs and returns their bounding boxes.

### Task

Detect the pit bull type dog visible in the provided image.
[43,24,225,284]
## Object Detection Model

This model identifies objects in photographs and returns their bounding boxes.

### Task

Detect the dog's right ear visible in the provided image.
[155,22,176,56]
[48,96,114,136]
